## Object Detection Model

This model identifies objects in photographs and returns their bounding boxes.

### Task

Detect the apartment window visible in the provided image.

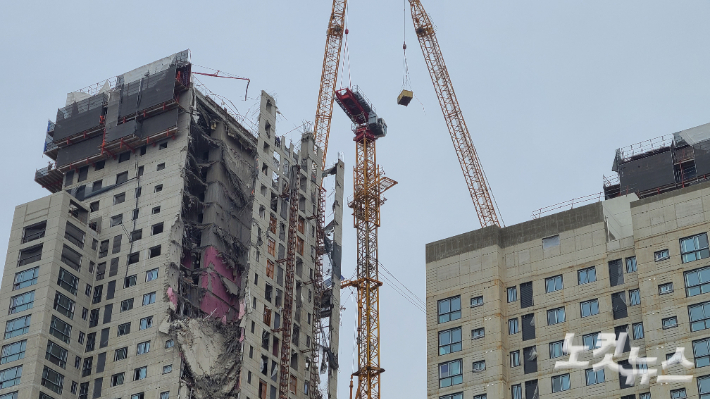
[4,316,30,340]
[471,328,485,340]
[130,229,142,242]
[154,184,163,193]
[545,275,563,293]
[133,366,147,381]
[470,296,483,307]
[45,341,67,368]
[0,366,22,388]
[89,201,99,212]
[505,351,519,368]
[163,365,172,374]
[625,256,637,272]
[57,268,78,295]
[92,285,102,304]
[671,388,688,399]
[578,266,596,284]
[93,160,105,170]
[149,246,161,258]
[438,327,462,356]
[124,275,137,288]
[110,372,124,386]
[685,265,710,297]
[82,357,92,377]
[578,298,598,318]
[655,249,670,261]
[508,318,519,335]
[473,395,486,399]
[694,337,710,368]
[152,222,164,235]
[609,259,624,287]
[139,316,153,330]
[118,151,130,163]
[60,245,81,271]
[120,299,134,312]
[523,346,537,374]
[132,208,139,220]
[0,341,25,364]
[630,322,645,340]
[84,284,91,297]
[690,301,710,332]
[13,267,39,290]
[615,325,631,353]
[547,307,565,325]
[156,162,166,171]
[520,282,533,308]
[117,323,131,336]
[267,238,276,256]
[22,221,46,243]
[585,368,604,385]
[114,193,125,205]
[472,360,485,372]
[437,296,461,323]
[160,392,170,399]
[41,366,64,394]
[98,240,108,258]
[438,359,462,388]
[165,340,174,349]
[110,214,122,227]
[511,384,522,399]
[521,314,535,341]
[542,234,559,248]
[660,282,674,295]
[18,244,42,266]
[662,316,678,329]
[612,291,628,319]
[507,287,518,302]
[142,292,156,305]
[549,340,564,359]
[114,347,127,361]
[116,171,128,185]
[551,373,570,393]
[136,341,150,355]
[698,374,710,398]
[152,206,161,214]
[49,316,71,343]
[681,233,710,263]
[78,332,85,344]
[127,252,139,265]
[64,222,85,248]
[9,291,35,314]
[159,141,168,149]
[629,289,641,306]
[131,394,145,399]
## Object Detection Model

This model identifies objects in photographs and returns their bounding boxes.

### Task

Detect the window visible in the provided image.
[84,284,91,296]
[0,341,25,364]
[504,350,519,369]
[690,300,710,332]
[471,328,485,340]
[438,327,462,356]
[142,292,156,305]
[585,368,604,385]
[114,347,127,361]
[78,332,85,344]
[671,388,688,399]
[578,266,596,284]
[110,214,122,227]
[609,259,624,287]
[117,323,131,336]
[165,340,174,349]
[45,341,67,368]
[163,365,172,374]
[159,141,168,149]
[90,201,99,212]
[114,193,125,205]
[547,307,565,325]
[551,373,570,392]
[131,393,145,399]
[0,366,21,388]
[116,171,128,185]
[582,332,600,350]
[111,372,125,386]
[542,235,560,248]
[9,291,34,314]
[64,222,85,248]
[149,246,161,258]
[133,366,147,381]
[160,392,170,399]
[473,395,486,399]
[681,233,710,263]
[625,256,637,272]
[81,357,92,377]
[152,222,163,235]
[685,265,710,297]
[152,206,161,214]
[57,268,78,295]
[507,287,517,302]
[13,267,39,290]
[118,151,130,163]
[629,289,641,306]
[580,299,599,317]
[545,275,563,293]
[520,282,533,308]
[136,341,150,355]
[18,244,42,266]
[632,322,644,339]
[49,316,71,344]
[127,252,139,265]
[511,384,522,399]
[124,275,137,287]
[156,162,166,171]
[662,316,678,329]
[655,249,670,261]
[22,221,46,243]
[267,239,276,256]
[472,360,485,372]
[60,245,81,271]
[698,374,710,398]
[612,291,627,319]
[470,296,483,307]
[139,316,153,330]
[98,240,109,258]
[4,316,30,340]
[659,282,674,295]
[437,296,461,323]
[154,184,163,193]
[694,337,710,368]
[508,318,519,334]
[438,360,462,388]
[549,340,564,359]
[94,160,105,170]
[41,366,64,394]
[130,229,142,242]
[120,299,134,312]
[92,285,102,304]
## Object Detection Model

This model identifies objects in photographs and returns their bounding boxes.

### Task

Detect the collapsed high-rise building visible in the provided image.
[1,51,343,399]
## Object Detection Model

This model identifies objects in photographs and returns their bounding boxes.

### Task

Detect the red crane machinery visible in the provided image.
[336,86,396,399]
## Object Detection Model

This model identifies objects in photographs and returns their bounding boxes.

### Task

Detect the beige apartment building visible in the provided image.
[0,52,343,399]
[426,124,710,399]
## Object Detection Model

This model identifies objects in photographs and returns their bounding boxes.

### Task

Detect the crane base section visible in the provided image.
[397,89,413,106]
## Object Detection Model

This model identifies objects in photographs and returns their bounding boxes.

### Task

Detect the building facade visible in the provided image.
[426,126,710,399]
[0,52,343,399]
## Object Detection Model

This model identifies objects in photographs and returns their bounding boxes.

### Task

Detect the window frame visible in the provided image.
[578,266,596,285]
[580,299,599,318]
[547,306,566,325]
[438,359,463,388]
[662,316,678,329]
[437,296,461,324]
[551,373,570,393]
[438,327,462,355]
[681,233,710,264]
[545,275,563,293]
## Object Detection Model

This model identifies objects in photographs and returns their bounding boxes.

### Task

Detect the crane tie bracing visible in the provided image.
[409,0,502,228]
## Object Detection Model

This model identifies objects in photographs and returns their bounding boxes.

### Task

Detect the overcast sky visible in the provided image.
[2,1,710,398]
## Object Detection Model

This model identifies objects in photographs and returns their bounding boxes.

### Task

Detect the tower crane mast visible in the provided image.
[409,0,501,228]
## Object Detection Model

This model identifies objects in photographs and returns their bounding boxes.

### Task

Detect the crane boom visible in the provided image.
[409,0,501,227]
[314,0,348,167]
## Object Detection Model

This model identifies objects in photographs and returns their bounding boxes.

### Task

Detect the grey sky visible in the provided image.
[2,1,710,398]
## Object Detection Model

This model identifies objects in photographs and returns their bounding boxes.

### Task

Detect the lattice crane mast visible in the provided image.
[336,87,397,399]
[408,0,501,228]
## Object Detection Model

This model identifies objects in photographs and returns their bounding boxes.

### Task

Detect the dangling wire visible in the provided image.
[402,0,412,90]
[344,4,352,88]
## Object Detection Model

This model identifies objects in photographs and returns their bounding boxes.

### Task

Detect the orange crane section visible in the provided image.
[409,0,501,228]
